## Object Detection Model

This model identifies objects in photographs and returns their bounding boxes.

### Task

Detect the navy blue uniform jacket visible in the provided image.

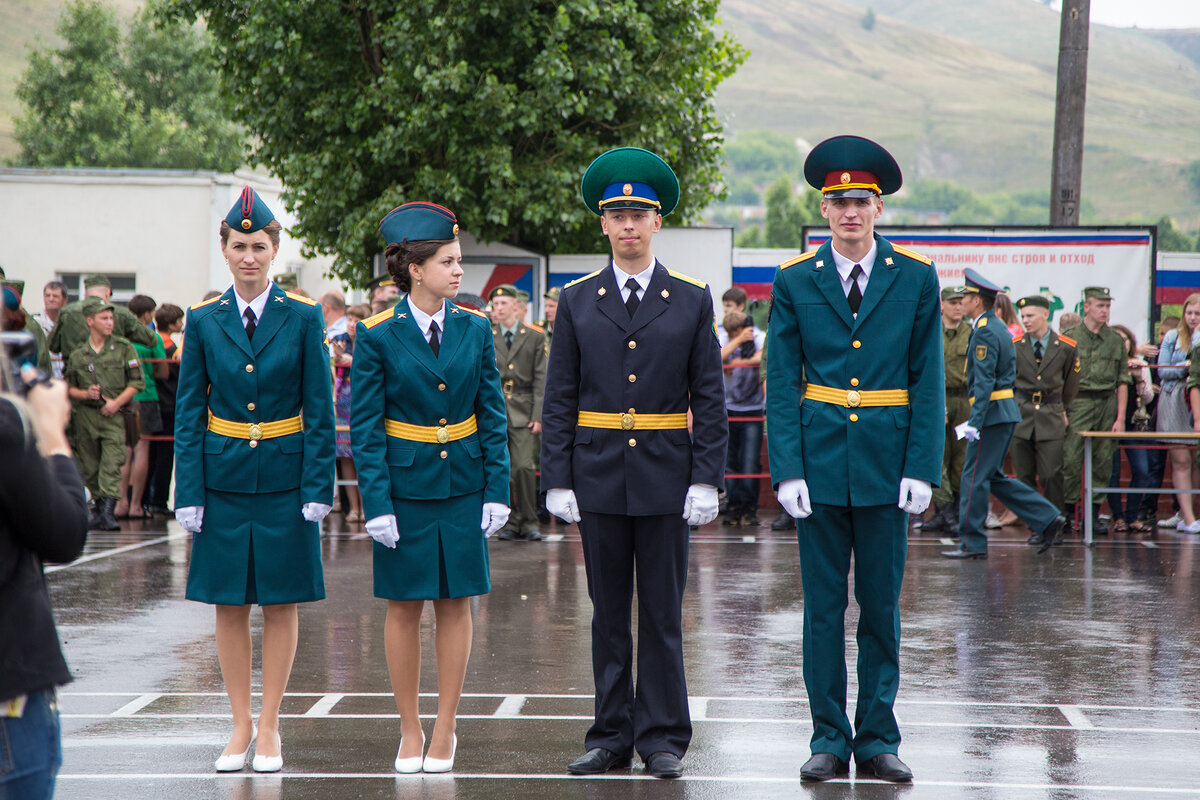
[965,309,1021,428]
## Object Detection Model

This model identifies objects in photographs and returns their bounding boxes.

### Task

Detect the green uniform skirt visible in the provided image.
[374,490,490,601]
[186,488,325,606]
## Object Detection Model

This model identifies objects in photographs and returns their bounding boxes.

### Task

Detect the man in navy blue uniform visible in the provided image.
[541,147,727,780]
[943,269,1067,558]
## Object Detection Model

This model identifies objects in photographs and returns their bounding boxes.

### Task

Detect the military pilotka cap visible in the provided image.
[225,186,275,233]
[544,286,561,301]
[272,273,299,291]
[961,268,1002,300]
[489,284,519,301]
[378,201,459,245]
[1018,295,1051,310]
[804,135,903,198]
[940,286,965,301]
[581,147,680,217]
[81,296,114,317]
[83,274,111,289]
[1083,286,1111,300]
[516,290,530,304]
[1,279,23,298]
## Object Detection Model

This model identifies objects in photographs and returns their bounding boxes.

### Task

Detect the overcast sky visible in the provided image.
[1079,0,1200,29]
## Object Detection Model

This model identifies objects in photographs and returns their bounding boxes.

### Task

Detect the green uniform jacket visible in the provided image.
[64,335,145,405]
[965,310,1020,429]
[492,320,547,428]
[766,234,944,505]
[21,310,51,373]
[944,321,970,393]
[1186,343,1200,391]
[1012,329,1080,441]
[1061,322,1131,392]
[49,299,157,357]
[351,297,510,522]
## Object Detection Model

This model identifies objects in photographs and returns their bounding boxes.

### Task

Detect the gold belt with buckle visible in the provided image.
[207,412,302,445]
[969,388,1015,405]
[385,415,478,444]
[576,411,689,430]
[804,384,909,408]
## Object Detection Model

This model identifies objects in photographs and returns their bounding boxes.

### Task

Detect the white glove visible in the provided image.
[365,514,400,548]
[955,421,980,441]
[776,478,812,519]
[546,488,581,523]
[682,484,720,526]
[176,506,204,533]
[481,503,510,537]
[302,502,332,522]
[898,478,933,515]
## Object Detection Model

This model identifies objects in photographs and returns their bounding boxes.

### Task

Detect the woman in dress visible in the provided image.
[1156,294,1200,533]
[351,202,509,773]
[174,186,335,773]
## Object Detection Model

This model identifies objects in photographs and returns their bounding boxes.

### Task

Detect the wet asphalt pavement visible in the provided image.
[46,512,1200,799]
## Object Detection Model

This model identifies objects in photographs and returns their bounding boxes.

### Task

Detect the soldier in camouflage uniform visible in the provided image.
[64,297,144,530]
[49,274,157,360]
[1061,286,1130,534]
[924,286,971,533]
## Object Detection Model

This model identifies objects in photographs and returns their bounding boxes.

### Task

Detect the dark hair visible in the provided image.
[384,238,456,293]
[1111,324,1137,357]
[219,219,283,247]
[128,294,156,318]
[722,287,747,307]
[979,294,995,311]
[43,280,66,297]
[155,303,184,330]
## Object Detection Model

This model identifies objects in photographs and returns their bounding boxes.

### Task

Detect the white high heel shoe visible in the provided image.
[394,731,426,774]
[422,733,457,773]
[214,725,256,772]
[252,730,283,773]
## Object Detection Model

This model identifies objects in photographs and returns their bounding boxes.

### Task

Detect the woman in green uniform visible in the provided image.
[351,202,509,773]
[174,187,335,773]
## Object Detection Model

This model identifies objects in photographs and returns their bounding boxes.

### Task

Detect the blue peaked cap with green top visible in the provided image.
[224,186,275,233]
[378,202,460,245]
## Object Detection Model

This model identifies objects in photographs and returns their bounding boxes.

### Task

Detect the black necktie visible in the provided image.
[625,278,641,318]
[504,330,513,349]
[429,321,440,357]
[1034,340,1044,363]
[847,264,864,314]
[243,308,257,341]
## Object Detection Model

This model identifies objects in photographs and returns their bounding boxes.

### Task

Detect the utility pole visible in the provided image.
[1050,0,1090,225]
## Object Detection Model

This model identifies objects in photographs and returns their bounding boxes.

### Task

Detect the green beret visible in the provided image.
[1018,295,1050,310]
[1083,286,1111,300]
[378,201,459,244]
[544,286,561,301]
[2,279,24,298]
[273,273,299,291]
[940,286,964,301]
[83,274,111,289]
[581,147,680,217]
[225,185,275,233]
[82,296,114,317]
[489,284,519,301]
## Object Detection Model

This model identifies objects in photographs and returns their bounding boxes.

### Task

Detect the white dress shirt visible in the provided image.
[830,242,877,299]
[613,259,655,303]
[234,285,272,328]
[408,299,447,344]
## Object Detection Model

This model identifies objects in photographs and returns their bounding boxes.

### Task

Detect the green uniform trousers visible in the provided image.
[505,425,539,533]
[1063,392,1118,505]
[73,405,126,499]
[932,394,970,508]
[798,503,906,762]
[1010,435,1066,511]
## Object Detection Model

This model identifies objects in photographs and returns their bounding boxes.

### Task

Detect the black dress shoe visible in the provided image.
[1038,514,1067,554]
[771,512,796,531]
[644,751,683,779]
[800,752,848,782]
[940,548,986,559]
[566,747,631,775]
[522,529,544,541]
[856,752,912,782]
[496,528,520,541]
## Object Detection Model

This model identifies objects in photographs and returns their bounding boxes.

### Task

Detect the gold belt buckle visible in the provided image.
[436,426,450,444]
[503,378,514,398]
[1031,391,1042,407]
[248,423,263,441]
[846,390,862,408]
[620,413,635,430]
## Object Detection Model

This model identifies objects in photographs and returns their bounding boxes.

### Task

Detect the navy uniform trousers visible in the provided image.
[958,423,1058,553]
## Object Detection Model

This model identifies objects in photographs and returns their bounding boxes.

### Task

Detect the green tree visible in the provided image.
[1185,159,1200,200]
[724,130,804,183]
[161,0,746,282]
[762,175,820,248]
[1155,216,1193,252]
[12,0,243,171]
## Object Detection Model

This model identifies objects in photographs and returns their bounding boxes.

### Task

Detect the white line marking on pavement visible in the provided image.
[742,535,756,543]
[544,534,565,542]
[46,533,190,572]
[689,697,709,721]
[1059,704,1096,729]
[304,694,344,717]
[110,694,160,717]
[493,695,527,717]
[1141,541,1159,548]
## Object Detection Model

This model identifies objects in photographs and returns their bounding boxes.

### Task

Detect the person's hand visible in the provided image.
[302,502,332,522]
[776,478,812,519]
[101,397,121,417]
[546,488,581,523]
[1112,418,1125,433]
[26,380,71,449]
[734,326,754,345]
[528,420,542,435]
[682,484,719,526]
[365,514,400,548]
[955,422,979,441]
[86,384,102,401]
[1137,343,1159,359]
[481,503,510,537]
[176,506,204,533]
[898,478,932,515]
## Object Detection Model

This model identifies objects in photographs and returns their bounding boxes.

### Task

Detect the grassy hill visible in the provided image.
[713,0,1200,230]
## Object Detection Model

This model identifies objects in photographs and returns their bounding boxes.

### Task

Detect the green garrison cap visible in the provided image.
[378,202,459,245]
[940,286,964,301]
[581,147,680,217]
[225,186,275,233]
[544,286,561,301]
[961,268,1002,299]
[1018,295,1050,310]
[272,273,299,291]
[81,296,114,317]
[366,274,395,293]
[516,290,530,304]
[489,284,519,301]
[2,279,24,298]
[804,135,902,198]
[1083,286,1111,300]
[83,274,111,289]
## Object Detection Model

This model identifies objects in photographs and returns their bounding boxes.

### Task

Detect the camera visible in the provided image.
[1,331,51,396]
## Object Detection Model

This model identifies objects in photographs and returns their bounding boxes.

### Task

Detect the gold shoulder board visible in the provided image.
[892,245,933,266]
[285,291,318,306]
[564,269,604,290]
[780,250,819,270]
[667,269,707,289]
[190,295,221,311]
[362,308,394,329]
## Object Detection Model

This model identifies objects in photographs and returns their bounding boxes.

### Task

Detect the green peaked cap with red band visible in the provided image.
[225,186,275,233]
[804,135,902,198]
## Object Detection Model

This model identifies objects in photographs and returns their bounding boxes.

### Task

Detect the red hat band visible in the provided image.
[822,169,881,195]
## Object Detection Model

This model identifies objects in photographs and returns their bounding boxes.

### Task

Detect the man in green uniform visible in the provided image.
[1,277,52,373]
[49,274,157,360]
[540,286,560,345]
[64,297,145,530]
[924,286,971,533]
[1061,287,1130,534]
[489,284,548,540]
[1011,295,1080,544]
